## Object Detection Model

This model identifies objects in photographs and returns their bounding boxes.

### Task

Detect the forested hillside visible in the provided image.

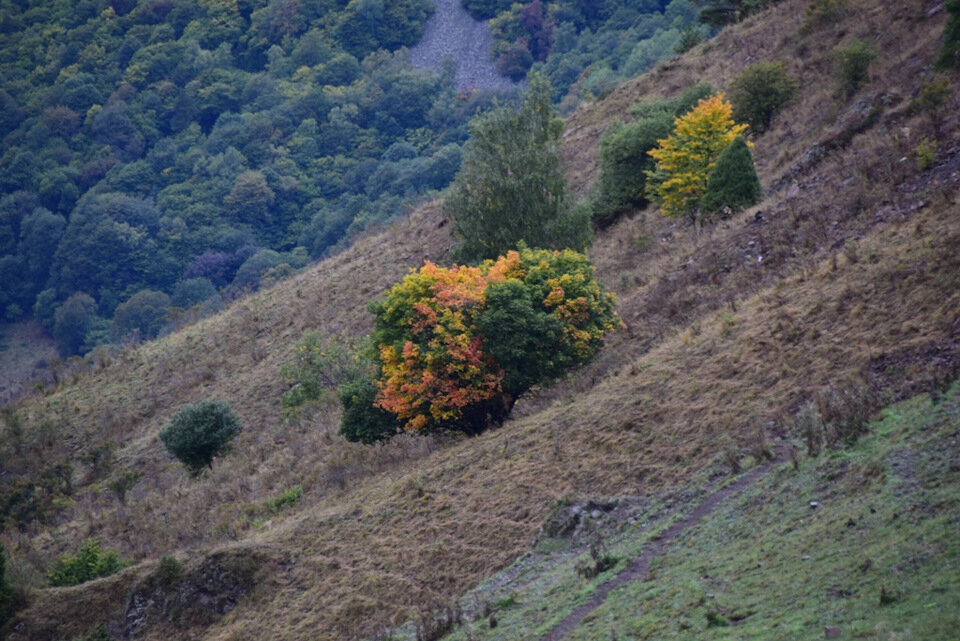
[1,0,959,640]
[0,0,476,351]
[0,0,701,361]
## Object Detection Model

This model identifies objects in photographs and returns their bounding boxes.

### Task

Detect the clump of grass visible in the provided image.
[150,554,183,587]
[264,485,303,515]
[576,535,620,580]
[914,138,937,171]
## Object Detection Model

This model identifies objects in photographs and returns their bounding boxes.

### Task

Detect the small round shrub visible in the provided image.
[833,39,876,96]
[48,539,126,587]
[729,61,798,133]
[159,400,242,476]
[150,555,183,587]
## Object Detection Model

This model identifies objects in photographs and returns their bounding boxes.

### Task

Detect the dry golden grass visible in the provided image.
[3,0,959,638]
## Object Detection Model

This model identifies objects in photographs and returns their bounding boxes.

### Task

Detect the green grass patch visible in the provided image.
[566,384,960,640]
[433,384,960,641]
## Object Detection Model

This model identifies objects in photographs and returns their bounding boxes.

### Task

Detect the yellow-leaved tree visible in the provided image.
[645,94,749,220]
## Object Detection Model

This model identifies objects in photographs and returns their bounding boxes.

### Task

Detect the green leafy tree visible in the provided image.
[159,400,242,476]
[444,72,590,263]
[223,170,275,225]
[700,136,763,216]
[110,289,171,342]
[728,61,798,132]
[47,539,126,587]
[593,117,674,228]
[53,292,100,356]
[937,0,960,69]
[171,277,219,309]
[338,374,403,444]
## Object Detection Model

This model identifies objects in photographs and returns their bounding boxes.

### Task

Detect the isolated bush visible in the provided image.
[281,331,362,417]
[646,94,749,221]
[800,0,847,32]
[916,77,950,131]
[728,61,798,132]
[150,555,183,587]
[444,72,590,262]
[938,0,960,69]
[675,23,703,54]
[159,400,242,476]
[108,469,141,504]
[915,137,937,171]
[48,539,126,586]
[358,246,621,436]
[700,136,763,215]
[592,117,673,228]
[833,39,875,96]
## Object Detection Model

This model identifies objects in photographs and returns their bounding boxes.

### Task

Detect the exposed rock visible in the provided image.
[408,0,520,91]
[535,498,646,545]
[123,548,271,639]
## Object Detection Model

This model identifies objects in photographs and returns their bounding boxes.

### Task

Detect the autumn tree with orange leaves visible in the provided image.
[338,246,621,441]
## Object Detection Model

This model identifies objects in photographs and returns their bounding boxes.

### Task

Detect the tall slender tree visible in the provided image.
[444,72,590,263]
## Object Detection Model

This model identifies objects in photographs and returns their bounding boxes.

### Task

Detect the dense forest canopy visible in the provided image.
[0,0,700,355]
[463,0,700,102]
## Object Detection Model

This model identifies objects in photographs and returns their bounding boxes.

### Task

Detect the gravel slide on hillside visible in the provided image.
[409,0,520,91]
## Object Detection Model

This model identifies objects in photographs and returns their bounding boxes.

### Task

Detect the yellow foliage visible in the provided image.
[646,94,749,219]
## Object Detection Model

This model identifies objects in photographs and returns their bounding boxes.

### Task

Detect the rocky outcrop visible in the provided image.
[123,548,270,639]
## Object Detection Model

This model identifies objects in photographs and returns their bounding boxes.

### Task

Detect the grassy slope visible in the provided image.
[0,322,57,404]
[2,0,959,639]
[441,384,960,641]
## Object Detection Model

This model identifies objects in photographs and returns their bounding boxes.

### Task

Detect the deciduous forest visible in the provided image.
[0,0,699,356]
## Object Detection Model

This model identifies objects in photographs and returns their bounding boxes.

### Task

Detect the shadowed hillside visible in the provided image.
[1,1,959,640]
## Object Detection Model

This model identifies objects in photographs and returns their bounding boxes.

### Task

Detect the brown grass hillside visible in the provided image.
[2,0,959,639]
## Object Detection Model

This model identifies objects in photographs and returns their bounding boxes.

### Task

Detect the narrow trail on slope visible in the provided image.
[539,451,786,641]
